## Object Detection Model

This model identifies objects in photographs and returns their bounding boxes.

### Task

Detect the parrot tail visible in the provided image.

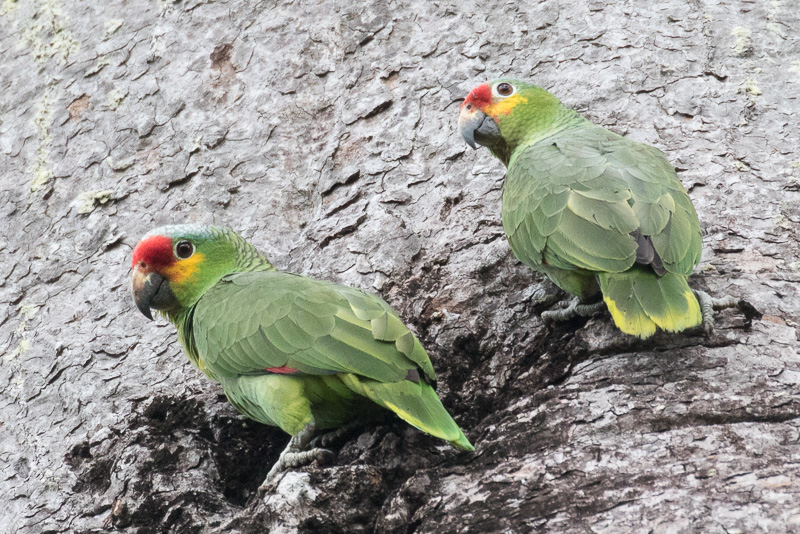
[340,374,474,451]
[598,268,702,339]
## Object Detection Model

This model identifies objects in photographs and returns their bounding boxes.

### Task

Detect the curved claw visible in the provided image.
[259,447,334,491]
[309,421,362,449]
[694,290,752,335]
[542,297,606,324]
[258,424,338,492]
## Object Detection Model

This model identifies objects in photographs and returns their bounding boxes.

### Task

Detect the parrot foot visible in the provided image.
[694,290,758,335]
[541,297,606,324]
[309,421,362,449]
[258,424,334,491]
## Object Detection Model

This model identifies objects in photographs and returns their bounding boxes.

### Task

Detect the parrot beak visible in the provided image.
[459,105,500,149]
[131,265,174,320]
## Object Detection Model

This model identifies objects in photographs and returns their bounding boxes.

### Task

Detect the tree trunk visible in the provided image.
[1,0,798,532]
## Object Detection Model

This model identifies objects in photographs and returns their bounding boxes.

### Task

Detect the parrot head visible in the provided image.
[458,79,566,164]
[131,224,245,320]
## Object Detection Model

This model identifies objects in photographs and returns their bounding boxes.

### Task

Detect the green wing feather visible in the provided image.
[338,374,473,450]
[502,121,702,336]
[190,271,472,449]
[193,271,434,382]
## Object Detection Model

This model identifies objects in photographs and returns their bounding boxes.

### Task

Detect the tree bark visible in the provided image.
[1,0,798,532]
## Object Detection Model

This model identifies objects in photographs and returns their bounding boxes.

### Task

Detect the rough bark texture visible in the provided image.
[1,1,798,533]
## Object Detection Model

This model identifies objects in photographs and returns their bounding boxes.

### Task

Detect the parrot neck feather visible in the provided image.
[509,111,587,165]
[165,226,275,326]
[170,306,206,373]
[495,87,583,166]
[525,107,583,144]
[193,225,276,273]
[230,230,276,273]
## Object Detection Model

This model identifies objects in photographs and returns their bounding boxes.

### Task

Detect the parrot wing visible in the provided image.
[192,271,435,383]
[502,124,701,276]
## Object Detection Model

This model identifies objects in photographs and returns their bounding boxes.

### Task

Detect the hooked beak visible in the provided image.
[459,105,501,149]
[131,265,174,320]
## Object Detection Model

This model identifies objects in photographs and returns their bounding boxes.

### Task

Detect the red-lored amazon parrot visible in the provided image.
[131,224,473,485]
[459,79,739,338]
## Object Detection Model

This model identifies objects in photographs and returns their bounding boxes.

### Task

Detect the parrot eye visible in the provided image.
[495,82,515,97]
[175,240,194,259]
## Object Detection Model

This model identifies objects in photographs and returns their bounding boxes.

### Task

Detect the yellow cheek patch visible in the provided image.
[485,95,529,118]
[163,252,205,284]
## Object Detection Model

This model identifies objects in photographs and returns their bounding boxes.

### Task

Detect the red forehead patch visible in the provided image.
[132,235,174,269]
[462,83,491,109]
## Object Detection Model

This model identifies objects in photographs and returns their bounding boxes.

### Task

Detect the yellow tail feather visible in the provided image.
[599,270,701,339]
[339,374,474,451]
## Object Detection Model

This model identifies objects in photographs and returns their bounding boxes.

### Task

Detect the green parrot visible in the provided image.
[131,224,473,484]
[458,79,737,338]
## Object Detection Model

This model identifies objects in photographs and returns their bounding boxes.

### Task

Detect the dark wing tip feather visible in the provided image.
[631,229,667,277]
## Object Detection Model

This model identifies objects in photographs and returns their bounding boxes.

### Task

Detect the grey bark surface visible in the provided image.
[1,0,798,532]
